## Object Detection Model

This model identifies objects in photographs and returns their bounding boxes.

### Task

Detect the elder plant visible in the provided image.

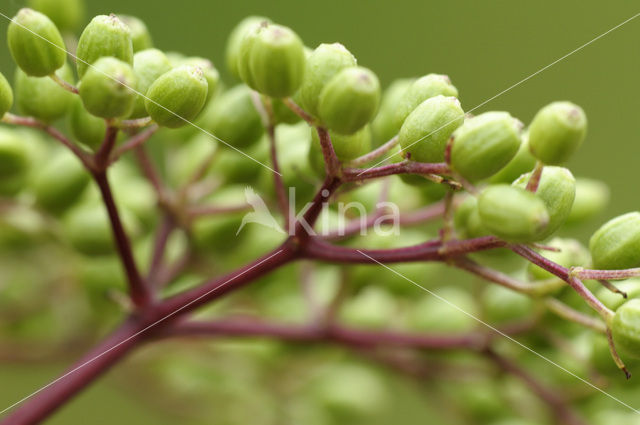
[0,3,639,425]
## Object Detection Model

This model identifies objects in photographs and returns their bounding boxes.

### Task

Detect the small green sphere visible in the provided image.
[612,299,640,359]
[204,85,264,148]
[454,196,489,239]
[244,24,306,98]
[299,43,357,117]
[513,166,576,240]
[76,14,133,78]
[14,62,75,123]
[68,97,107,150]
[32,149,90,214]
[394,74,458,129]
[478,184,549,242]
[318,66,381,135]
[371,78,413,146]
[590,212,640,270]
[8,8,67,77]
[398,95,464,163]
[179,57,220,102]
[0,72,14,118]
[129,48,173,119]
[0,128,30,195]
[528,101,587,165]
[225,16,271,79]
[450,111,523,182]
[118,15,153,52]
[488,131,537,184]
[566,178,610,225]
[79,57,137,119]
[145,65,209,128]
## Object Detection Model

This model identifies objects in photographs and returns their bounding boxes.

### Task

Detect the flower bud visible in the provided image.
[79,57,137,119]
[271,98,300,124]
[28,0,84,32]
[589,212,640,270]
[318,66,380,135]
[204,85,264,148]
[32,149,89,214]
[129,49,173,119]
[566,178,609,225]
[299,43,357,117]
[145,65,208,128]
[0,72,13,118]
[371,78,413,146]
[394,74,458,129]
[76,14,133,78]
[14,62,74,123]
[241,24,306,98]
[0,128,30,196]
[398,95,464,163]
[7,8,66,77]
[180,57,220,102]
[454,196,489,239]
[597,279,640,312]
[482,285,534,324]
[236,23,262,89]
[478,184,549,242]
[309,126,371,175]
[118,15,153,52]
[527,238,590,281]
[513,166,575,240]
[612,299,640,359]
[68,97,107,149]
[528,101,587,165]
[225,16,271,79]
[450,111,522,181]
[488,131,536,184]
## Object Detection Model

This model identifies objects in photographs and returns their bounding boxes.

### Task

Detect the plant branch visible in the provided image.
[347,136,400,167]
[343,161,450,182]
[110,125,159,162]
[49,74,79,94]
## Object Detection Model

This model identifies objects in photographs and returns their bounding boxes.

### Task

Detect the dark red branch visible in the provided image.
[343,161,450,182]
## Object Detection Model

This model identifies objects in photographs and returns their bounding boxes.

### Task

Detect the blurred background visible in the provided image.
[1,0,640,424]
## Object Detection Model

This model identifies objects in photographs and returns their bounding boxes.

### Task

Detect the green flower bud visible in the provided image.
[79,57,137,119]
[32,149,89,214]
[145,65,208,128]
[76,14,133,78]
[339,287,396,329]
[450,111,523,182]
[566,178,609,225]
[180,57,220,102]
[64,203,140,256]
[513,166,576,240]
[488,131,536,184]
[394,74,458,129]
[0,72,14,118]
[398,95,464,163]
[407,288,478,332]
[318,66,380,134]
[118,15,153,52]
[482,285,533,324]
[309,126,371,175]
[454,196,489,239]
[0,128,30,196]
[612,299,640,359]
[7,8,66,77]
[597,279,640,312]
[225,16,271,79]
[371,78,413,146]
[528,101,587,165]
[527,238,590,281]
[129,48,173,119]
[14,62,74,122]
[271,98,300,124]
[299,43,357,117]
[214,142,267,185]
[478,184,549,242]
[205,85,263,148]
[589,212,640,270]
[28,0,85,32]
[243,24,306,98]
[68,96,107,149]
[237,21,265,89]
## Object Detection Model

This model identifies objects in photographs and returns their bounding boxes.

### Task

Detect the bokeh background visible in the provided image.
[1,0,640,423]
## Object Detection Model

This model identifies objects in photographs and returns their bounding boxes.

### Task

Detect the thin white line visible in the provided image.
[356,249,640,415]
[0,11,281,176]
[0,249,285,416]
[359,11,640,175]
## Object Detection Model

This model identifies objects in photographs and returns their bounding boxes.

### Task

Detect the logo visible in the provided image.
[236,187,285,235]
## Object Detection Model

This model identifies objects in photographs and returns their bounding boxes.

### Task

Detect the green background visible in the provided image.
[1,0,640,423]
